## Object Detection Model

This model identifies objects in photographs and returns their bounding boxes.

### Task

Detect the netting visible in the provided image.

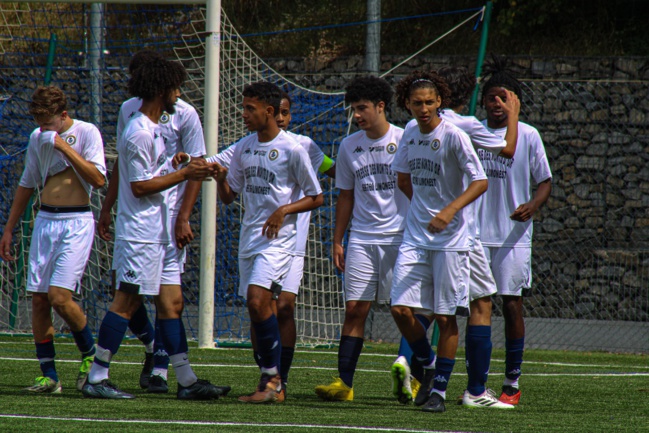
[2,4,646,352]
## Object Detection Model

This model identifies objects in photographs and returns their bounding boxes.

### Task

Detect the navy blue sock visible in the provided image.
[409,314,433,382]
[252,351,262,369]
[251,314,281,372]
[72,325,96,359]
[35,340,58,382]
[409,336,434,369]
[466,325,492,396]
[128,303,154,347]
[505,337,525,381]
[397,336,413,360]
[95,311,129,369]
[432,357,456,394]
[153,317,170,369]
[158,318,188,356]
[280,346,295,385]
[338,335,364,388]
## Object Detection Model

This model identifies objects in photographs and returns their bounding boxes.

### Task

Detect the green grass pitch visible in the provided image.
[0,336,647,433]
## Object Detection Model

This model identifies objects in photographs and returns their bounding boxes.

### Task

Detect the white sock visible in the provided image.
[151,368,168,380]
[170,353,197,387]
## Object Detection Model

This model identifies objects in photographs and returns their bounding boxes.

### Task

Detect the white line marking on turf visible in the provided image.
[0,414,467,433]
[0,357,647,377]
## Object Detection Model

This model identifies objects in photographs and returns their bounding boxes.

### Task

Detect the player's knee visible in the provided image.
[276,301,294,322]
[31,293,51,313]
[390,305,411,324]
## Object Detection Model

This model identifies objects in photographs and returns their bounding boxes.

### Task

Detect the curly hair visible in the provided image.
[128,49,164,74]
[29,85,67,119]
[344,76,393,109]
[242,81,283,116]
[394,70,451,114]
[480,54,522,102]
[280,89,292,108]
[437,66,476,110]
[128,58,187,101]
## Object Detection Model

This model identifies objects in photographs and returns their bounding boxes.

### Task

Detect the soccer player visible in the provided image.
[478,58,552,405]
[314,76,407,402]
[0,85,105,394]
[213,81,324,403]
[81,57,221,400]
[392,66,520,409]
[204,90,334,399]
[97,49,211,394]
[390,70,488,413]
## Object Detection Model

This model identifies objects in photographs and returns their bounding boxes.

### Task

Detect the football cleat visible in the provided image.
[499,385,521,405]
[25,376,62,394]
[76,356,94,391]
[391,356,414,404]
[314,377,354,401]
[82,379,135,399]
[421,391,446,413]
[238,373,283,403]
[147,375,169,394]
[462,389,515,409]
[139,352,154,389]
[177,378,224,400]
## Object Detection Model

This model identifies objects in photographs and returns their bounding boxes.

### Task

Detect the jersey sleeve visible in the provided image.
[454,130,487,182]
[125,130,156,182]
[180,106,206,157]
[80,124,107,177]
[334,139,354,190]
[303,136,326,173]
[528,129,552,184]
[289,144,322,197]
[225,143,245,194]
[392,133,410,173]
[465,116,506,156]
[116,102,128,143]
[207,142,237,169]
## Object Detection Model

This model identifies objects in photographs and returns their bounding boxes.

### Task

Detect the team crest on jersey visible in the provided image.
[65,135,77,146]
[386,143,397,154]
[269,149,279,161]
[160,112,171,124]
[431,139,441,151]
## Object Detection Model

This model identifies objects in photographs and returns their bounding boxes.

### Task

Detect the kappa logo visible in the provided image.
[154,133,159,140]
[124,270,137,280]
[244,148,252,154]
[269,149,279,161]
[408,139,415,146]
[160,112,171,124]
[433,374,448,383]
[254,150,267,157]
[431,139,441,151]
[353,146,364,153]
[65,135,76,146]
[386,143,397,154]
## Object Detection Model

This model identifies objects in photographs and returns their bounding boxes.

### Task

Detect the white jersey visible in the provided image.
[208,131,326,256]
[392,119,486,251]
[335,124,407,245]
[407,111,506,244]
[478,120,552,247]
[20,120,106,195]
[118,97,205,216]
[226,130,322,258]
[115,112,171,244]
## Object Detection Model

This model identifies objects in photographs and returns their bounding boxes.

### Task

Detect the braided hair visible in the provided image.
[481,55,522,102]
[437,66,476,110]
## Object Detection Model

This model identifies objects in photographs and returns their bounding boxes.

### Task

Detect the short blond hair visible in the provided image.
[29,86,67,120]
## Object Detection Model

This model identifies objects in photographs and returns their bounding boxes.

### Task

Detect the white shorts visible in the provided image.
[112,239,165,296]
[27,210,94,294]
[160,242,187,285]
[469,239,497,302]
[282,255,304,296]
[238,251,293,299]
[483,245,532,296]
[344,242,398,303]
[391,244,470,316]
